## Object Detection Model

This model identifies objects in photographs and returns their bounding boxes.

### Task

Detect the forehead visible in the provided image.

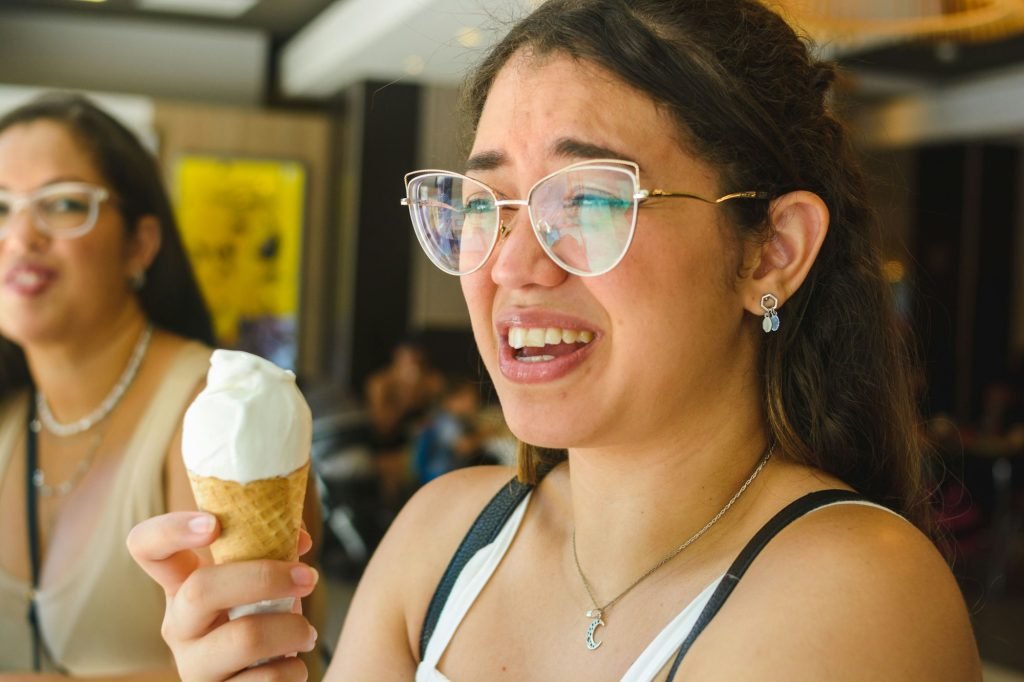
[0,119,102,191]
[470,51,687,173]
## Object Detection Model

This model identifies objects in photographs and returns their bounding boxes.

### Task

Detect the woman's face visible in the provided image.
[0,120,139,347]
[462,53,758,450]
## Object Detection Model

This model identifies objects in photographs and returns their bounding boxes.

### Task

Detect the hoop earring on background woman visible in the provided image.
[760,293,780,333]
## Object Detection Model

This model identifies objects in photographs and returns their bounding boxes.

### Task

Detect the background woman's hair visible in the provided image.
[465,0,934,533]
[0,92,214,400]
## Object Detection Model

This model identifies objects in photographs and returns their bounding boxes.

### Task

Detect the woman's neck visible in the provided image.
[25,310,150,424]
[563,389,770,596]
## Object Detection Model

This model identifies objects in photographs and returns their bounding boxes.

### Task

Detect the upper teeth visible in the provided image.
[13,270,43,287]
[507,327,594,349]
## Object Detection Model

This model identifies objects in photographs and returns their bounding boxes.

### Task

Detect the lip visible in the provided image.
[3,261,58,297]
[495,309,601,384]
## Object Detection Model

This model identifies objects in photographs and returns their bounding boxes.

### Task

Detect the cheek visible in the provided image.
[617,223,736,329]
[460,271,495,349]
[62,232,130,291]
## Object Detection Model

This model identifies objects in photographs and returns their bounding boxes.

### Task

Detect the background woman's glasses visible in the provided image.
[0,182,110,240]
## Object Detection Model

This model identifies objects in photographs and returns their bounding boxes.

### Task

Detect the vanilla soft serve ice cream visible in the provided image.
[182,349,312,620]
[183,349,311,483]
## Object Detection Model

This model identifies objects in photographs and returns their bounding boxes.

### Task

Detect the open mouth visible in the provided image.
[507,326,594,363]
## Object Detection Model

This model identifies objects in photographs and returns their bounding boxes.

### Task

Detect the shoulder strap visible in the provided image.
[25,396,42,671]
[419,477,533,659]
[665,489,875,680]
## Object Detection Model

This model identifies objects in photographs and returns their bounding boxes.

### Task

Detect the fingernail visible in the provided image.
[188,514,215,534]
[291,565,318,587]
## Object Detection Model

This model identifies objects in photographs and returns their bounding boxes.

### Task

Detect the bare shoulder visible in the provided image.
[328,465,518,678]
[683,501,981,681]
[159,333,209,515]
[372,464,520,614]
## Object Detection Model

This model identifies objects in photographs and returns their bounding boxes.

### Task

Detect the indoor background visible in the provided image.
[0,1,1021,679]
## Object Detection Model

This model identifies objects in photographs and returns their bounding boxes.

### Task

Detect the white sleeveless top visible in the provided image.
[416,490,898,681]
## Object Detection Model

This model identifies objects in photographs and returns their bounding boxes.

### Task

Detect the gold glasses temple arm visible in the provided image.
[639,189,769,204]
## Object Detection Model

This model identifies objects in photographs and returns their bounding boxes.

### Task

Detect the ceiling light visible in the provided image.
[883,260,906,284]
[135,0,259,19]
[778,0,1024,46]
[74,0,109,3]
[403,55,425,76]
[456,26,482,48]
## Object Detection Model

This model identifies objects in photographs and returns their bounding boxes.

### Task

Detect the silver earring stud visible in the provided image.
[131,271,146,291]
[760,293,780,333]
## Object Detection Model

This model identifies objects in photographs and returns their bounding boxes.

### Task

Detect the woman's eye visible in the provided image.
[566,192,629,210]
[463,197,495,214]
[42,196,89,214]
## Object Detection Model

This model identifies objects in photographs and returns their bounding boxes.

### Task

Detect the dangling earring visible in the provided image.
[760,293,780,333]
[130,271,146,291]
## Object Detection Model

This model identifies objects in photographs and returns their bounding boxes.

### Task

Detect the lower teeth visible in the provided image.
[518,355,555,363]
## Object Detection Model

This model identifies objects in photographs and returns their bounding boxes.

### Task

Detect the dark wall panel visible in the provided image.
[350,82,420,393]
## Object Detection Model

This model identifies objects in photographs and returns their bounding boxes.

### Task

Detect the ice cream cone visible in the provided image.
[188,461,309,565]
[181,350,314,622]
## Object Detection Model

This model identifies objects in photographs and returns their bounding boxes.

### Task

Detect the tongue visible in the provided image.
[518,342,585,359]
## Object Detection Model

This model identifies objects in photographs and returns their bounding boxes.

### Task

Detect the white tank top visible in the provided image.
[416,490,899,681]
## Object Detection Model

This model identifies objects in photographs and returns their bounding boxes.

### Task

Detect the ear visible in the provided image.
[741,190,829,315]
[125,214,162,280]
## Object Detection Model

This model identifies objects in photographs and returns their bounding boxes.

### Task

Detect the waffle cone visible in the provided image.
[188,462,309,564]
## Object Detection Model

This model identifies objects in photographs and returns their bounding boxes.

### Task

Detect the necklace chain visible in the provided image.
[33,430,105,497]
[572,442,774,648]
[34,324,154,437]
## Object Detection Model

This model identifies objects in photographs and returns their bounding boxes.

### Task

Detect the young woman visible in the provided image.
[0,94,323,679]
[129,1,982,680]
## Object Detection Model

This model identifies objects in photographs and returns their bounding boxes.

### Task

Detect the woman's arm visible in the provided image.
[675,504,982,681]
[326,465,517,681]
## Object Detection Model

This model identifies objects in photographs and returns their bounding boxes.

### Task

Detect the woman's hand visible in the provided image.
[127,512,319,681]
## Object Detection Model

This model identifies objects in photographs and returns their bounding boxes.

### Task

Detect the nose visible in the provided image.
[0,202,48,250]
[488,207,568,289]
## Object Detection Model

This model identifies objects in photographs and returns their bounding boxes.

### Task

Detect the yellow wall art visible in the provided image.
[174,155,305,369]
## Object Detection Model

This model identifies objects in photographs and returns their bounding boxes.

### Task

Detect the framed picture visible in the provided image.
[174,155,306,369]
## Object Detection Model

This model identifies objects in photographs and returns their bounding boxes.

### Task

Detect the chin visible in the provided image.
[501,401,591,451]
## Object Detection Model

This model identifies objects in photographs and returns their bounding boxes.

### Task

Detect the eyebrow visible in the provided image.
[464,150,506,173]
[463,137,639,175]
[0,176,92,192]
[553,137,637,165]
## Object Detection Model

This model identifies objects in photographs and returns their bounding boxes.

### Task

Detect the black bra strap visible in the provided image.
[25,397,43,672]
[665,489,875,680]
[419,477,533,660]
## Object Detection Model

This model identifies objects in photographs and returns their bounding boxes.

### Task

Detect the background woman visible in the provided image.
[130,1,981,680]
[0,93,322,679]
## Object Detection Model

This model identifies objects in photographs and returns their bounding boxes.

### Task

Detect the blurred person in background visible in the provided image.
[412,376,497,485]
[364,335,443,509]
[0,93,324,679]
[129,1,981,679]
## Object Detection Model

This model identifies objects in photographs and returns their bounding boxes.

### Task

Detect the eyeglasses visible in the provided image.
[0,182,111,240]
[401,159,768,277]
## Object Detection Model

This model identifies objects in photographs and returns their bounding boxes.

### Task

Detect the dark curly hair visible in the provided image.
[0,93,214,399]
[463,0,932,532]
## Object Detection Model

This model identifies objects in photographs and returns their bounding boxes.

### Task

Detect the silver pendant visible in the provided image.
[585,609,604,650]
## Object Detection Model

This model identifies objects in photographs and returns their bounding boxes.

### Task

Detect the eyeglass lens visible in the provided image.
[407,165,638,275]
[407,173,501,274]
[0,186,102,238]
